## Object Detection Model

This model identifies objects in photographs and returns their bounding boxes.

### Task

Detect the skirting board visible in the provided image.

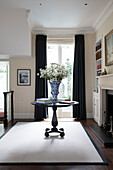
[14,113,34,119]
[87,113,93,119]
[14,113,93,119]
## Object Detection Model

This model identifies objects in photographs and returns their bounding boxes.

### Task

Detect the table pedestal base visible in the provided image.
[45,106,65,137]
[45,127,65,137]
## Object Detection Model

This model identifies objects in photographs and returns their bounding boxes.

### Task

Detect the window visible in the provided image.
[47,41,74,118]
[0,61,9,110]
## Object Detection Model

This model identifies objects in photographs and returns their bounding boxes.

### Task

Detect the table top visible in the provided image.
[31,101,79,108]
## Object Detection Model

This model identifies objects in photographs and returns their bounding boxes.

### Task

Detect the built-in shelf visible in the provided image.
[95,39,102,92]
[97,69,102,72]
[95,48,102,54]
[96,58,101,62]
[93,39,102,123]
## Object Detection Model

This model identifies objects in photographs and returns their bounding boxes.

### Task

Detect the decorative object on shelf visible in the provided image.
[105,29,113,66]
[102,69,107,75]
[17,69,31,86]
[96,43,101,51]
[97,64,101,70]
[97,72,101,76]
[96,51,101,60]
[38,63,68,102]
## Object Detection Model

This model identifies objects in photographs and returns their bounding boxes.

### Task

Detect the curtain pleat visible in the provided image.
[35,35,48,120]
[73,35,86,119]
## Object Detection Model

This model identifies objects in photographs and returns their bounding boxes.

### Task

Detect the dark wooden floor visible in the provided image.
[0,118,113,170]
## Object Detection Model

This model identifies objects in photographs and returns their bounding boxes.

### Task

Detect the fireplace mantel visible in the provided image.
[98,74,113,92]
[97,73,113,79]
[98,86,113,90]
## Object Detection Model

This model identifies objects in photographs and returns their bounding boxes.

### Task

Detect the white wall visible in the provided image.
[0,8,31,57]
[9,35,35,119]
[85,34,95,117]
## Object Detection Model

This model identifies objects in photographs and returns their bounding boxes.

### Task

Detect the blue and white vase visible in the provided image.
[49,81,61,103]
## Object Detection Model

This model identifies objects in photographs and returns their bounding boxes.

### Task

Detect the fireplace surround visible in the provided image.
[96,74,113,126]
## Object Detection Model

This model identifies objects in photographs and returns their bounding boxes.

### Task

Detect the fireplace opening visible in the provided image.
[104,90,113,137]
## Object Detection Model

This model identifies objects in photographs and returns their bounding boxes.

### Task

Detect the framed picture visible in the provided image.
[105,29,113,66]
[17,69,31,86]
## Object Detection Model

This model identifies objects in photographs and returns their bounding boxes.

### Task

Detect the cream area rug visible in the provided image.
[0,121,107,165]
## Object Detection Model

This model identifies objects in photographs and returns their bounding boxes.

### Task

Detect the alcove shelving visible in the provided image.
[95,39,102,92]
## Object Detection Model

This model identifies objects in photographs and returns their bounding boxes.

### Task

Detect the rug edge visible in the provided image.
[80,122,108,165]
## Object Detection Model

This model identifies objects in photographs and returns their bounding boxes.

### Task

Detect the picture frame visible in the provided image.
[17,69,31,86]
[105,29,113,66]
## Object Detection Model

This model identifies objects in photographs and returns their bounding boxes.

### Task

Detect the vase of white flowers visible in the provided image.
[39,63,68,103]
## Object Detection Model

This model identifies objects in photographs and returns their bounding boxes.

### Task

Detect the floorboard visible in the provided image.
[0,118,113,170]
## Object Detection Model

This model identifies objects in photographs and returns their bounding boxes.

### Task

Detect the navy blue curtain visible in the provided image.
[73,35,86,119]
[35,35,48,120]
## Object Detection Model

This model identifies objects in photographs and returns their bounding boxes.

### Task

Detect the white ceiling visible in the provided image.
[0,0,113,34]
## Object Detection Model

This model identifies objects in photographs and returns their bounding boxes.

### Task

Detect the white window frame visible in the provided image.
[47,39,74,118]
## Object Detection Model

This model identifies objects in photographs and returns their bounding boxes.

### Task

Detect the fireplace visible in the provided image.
[90,75,113,146]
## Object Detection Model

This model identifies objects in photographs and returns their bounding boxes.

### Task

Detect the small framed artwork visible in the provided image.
[17,69,31,86]
[105,29,113,66]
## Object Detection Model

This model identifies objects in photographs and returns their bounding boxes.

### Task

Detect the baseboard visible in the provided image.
[14,113,34,119]
[87,113,93,119]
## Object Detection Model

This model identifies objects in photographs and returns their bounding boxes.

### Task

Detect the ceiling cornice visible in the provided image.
[93,0,113,31]
[32,27,95,35]
[30,0,113,35]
